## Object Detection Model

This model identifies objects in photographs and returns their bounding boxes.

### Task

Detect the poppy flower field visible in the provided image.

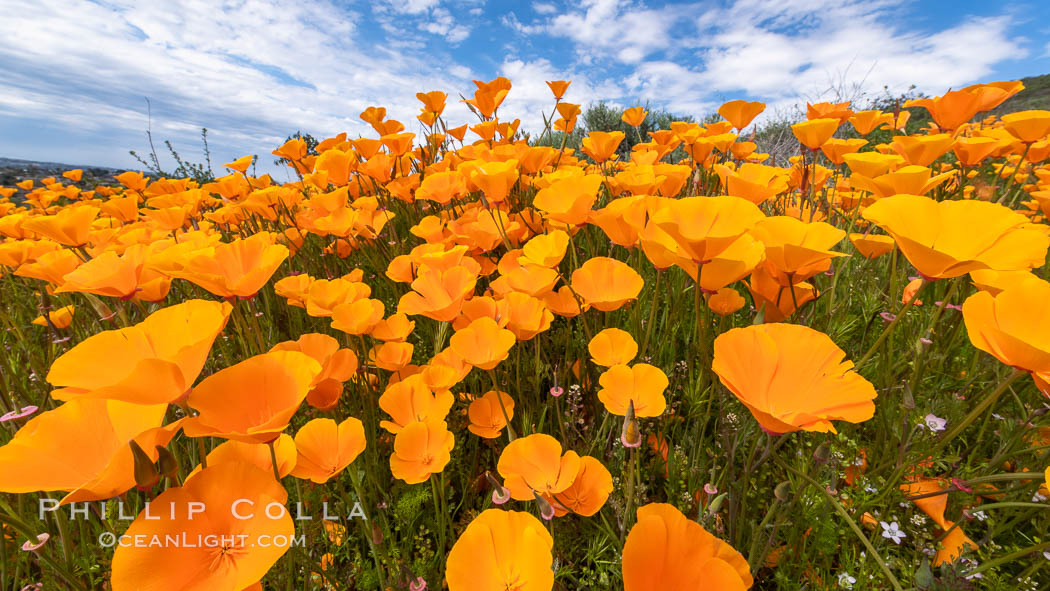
[2,78,1050,589]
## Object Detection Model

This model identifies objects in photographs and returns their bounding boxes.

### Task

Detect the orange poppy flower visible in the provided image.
[848,233,895,259]
[379,374,455,434]
[581,131,625,163]
[791,118,840,150]
[718,99,765,130]
[570,256,644,312]
[969,269,1048,296]
[849,165,953,199]
[651,196,765,264]
[952,136,1002,167]
[820,138,867,165]
[748,267,817,322]
[172,232,289,299]
[962,280,1050,385]
[372,312,416,342]
[521,229,569,267]
[110,462,292,591]
[842,151,904,177]
[707,287,746,316]
[32,304,74,329]
[0,399,173,503]
[223,155,254,173]
[533,174,603,227]
[389,419,454,484]
[446,509,553,591]
[714,163,789,204]
[331,297,385,335]
[467,390,515,439]
[290,417,366,484]
[905,88,1005,131]
[890,134,954,166]
[62,169,83,181]
[270,334,358,411]
[47,299,231,404]
[546,80,570,100]
[588,328,638,367]
[848,110,894,135]
[712,323,877,434]
[862,194,1050,279]
[597,363,668,417]
[750,216,847,285]
[543,455,613,517]
[183,351,321,444]
[497,433,580,500]
[20,205,99,246]
[398,265,477,322]
[449,317,516,370]
[622,503,753,591]
[56,244,171,301]
[622,106,647,127]
[502,292,554,340]
[1000,110,1050,143]
[467,159,519,205]
[372,341,414,371]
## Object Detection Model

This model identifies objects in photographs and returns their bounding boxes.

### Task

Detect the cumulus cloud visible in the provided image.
[0,0,1038,171]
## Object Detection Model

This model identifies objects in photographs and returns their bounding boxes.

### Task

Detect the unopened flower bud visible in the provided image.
[774,481,792,502]
[129,440,159,491]
[812,442,831,464]
[155,445,179,479]
[533,491,555,521]
[620,400,642,448]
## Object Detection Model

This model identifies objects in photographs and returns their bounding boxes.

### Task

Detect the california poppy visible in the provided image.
[497,433,581,500]
[588,328,638,367]
[111,462,293,591]
[712,323,877,434]
[379,374,455,434]
[570,256,644,312]
[290,417,366,484]
[47,300,231,404]
[862,194,1050,279]
[544,455,613,517]
[962,280,1050,386]
[718,100,765,130]
[183,351,321,444]
[389,419,454,484]
[622,503,753,590]
[449,317,516,370]
[446,509,553,591]
[467,390,515,439]
[270,334,358,411]
[597,363,668,417]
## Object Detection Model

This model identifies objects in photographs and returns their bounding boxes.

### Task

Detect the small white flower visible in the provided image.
[1033,492,1047,503]
[1042,550,1050,560]
[971,510,987,521]
[838,572,857,588]
[881,521,906,544]
[864,485,878,494]
[923,413,946,432]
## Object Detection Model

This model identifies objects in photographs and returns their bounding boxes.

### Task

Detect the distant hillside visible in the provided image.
[993,73,1050,114]
[0,157,121,187]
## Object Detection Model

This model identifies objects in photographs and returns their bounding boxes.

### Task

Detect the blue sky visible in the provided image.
[0,0,1047,179]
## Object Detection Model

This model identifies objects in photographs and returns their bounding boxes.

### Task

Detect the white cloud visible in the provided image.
[533,2,558,15]
[545,0,681,64]
[0,0,480,171]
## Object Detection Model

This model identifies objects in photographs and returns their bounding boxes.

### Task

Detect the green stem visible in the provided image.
[930,369,1025,456]
[774,457,904,591]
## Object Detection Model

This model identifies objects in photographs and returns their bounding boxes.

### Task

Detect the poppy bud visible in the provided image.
[129,440,159,491]
[774,481,792,502]
[620,400,642,448]
[532,491,555,521]
[155,445,179,479]
[812,442,831,464]
[914,558,934,589]
[484,471,511,505]
[706,492,728,514]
